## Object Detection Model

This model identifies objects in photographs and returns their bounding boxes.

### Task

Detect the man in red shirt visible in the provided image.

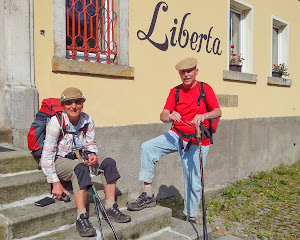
[127,57,222,222]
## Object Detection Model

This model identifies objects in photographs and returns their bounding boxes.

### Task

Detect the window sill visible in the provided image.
[52,57,134,79]
[267,77,292,87]
[223,70,257,83]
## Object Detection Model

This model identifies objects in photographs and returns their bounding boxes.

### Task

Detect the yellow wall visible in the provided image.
[34,0,300,127]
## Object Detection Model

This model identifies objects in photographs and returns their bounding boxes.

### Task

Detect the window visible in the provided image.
[272,26,279,66]
[52,0,134,78]
[228,0,254,73]
[66,0,117,64]
[271,16,289,74]
[229,8,242,57]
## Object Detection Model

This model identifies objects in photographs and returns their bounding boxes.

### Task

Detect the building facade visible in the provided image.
[2,0,300,198]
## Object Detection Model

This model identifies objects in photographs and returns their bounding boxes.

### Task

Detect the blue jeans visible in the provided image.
[139,130,210,217]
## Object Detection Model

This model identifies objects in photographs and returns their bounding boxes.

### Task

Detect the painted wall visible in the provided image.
[34,0,300,127]
[33,0,300,197]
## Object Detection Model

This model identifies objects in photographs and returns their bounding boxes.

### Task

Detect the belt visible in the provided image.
[173,124,211,152]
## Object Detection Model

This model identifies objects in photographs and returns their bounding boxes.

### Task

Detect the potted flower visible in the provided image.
[229,45,245,72]
[272,63,289,78]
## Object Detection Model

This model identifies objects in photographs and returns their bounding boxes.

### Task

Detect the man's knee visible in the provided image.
[74,163,92,189]
[141,140,152,152]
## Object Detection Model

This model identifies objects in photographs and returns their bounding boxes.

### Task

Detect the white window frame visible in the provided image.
[228,0,254,73]
[271,16,289,77]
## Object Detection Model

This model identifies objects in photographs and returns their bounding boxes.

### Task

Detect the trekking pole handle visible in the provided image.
[196,125,201,138]
[74,150,88,164]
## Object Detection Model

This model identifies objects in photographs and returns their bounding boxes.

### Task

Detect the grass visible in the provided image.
[158,161,300,240]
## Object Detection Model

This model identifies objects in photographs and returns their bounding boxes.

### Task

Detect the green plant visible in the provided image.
[272,63,289,76]
[206,160,300,239]
[230,45,245,66]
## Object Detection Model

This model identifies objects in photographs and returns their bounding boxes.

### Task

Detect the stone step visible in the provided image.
[0,171,48,204]
[0,146,38,174]
[137,217,212,240]
[0,183,128,240]
[0,171,115,205]
[34,206,172,240]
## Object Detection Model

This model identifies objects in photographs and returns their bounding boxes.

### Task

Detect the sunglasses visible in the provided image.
[64,99,83,105]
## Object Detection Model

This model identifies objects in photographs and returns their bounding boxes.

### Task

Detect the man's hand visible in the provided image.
[192,108,222,126]
[168,111,182,122]
[160,109,182,123]
[192,114,207,126]
[52,181,69,200]
[88,153,98,166]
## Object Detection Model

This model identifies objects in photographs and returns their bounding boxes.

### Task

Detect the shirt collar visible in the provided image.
[63,112,90,129]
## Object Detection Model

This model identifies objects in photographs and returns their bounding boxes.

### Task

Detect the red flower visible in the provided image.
[231,45,235,48]
[273,64,276,66]
[230,59,234,62]
[232,54,237,56]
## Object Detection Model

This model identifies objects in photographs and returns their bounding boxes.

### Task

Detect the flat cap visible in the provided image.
[175,57,197,70]
[60,87,86,103]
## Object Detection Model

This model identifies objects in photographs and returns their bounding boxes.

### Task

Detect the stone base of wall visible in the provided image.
[8,86,38,149]
[0,129,12,144]
[95,116,300,199]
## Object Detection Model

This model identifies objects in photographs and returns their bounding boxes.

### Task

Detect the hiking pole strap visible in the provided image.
[200,123,211,138]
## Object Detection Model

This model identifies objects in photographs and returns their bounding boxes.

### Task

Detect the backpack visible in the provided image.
[174,81,220,144]
[27,98,65,161]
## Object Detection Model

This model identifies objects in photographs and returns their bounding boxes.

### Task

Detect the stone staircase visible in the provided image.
[0,146,239,240]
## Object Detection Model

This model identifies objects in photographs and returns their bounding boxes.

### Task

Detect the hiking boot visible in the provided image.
[76,213,96,237]
[127,192,156,211]
[105,202,131,223]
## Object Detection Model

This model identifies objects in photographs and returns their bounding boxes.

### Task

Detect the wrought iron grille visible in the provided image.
[66,0,117,64]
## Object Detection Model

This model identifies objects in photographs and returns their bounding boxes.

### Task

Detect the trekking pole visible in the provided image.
[75,150,104,239]
[74,150,120,240]
[196,125,208,240]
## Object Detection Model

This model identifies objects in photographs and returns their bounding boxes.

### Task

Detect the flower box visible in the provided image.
[272,72,282,78]
[229,65,242,72]
[272,63,289,77]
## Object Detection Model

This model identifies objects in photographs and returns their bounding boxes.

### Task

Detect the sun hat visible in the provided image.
[60,87,86,103]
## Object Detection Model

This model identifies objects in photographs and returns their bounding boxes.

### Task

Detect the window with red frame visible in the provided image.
[66,0,117,64]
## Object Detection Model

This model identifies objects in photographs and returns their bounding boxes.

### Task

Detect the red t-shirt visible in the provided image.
[164,81,220,146]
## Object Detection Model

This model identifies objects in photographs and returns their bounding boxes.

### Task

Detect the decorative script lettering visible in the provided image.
[137,1,222,55]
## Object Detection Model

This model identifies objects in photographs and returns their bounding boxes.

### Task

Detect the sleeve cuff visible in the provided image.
[47,174,60,184]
